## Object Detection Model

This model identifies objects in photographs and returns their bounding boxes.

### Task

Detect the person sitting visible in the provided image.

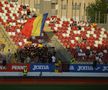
[30,10,37,18]
[27,6,31,16]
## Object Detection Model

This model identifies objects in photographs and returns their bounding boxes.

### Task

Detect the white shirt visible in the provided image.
[52,56,56,63]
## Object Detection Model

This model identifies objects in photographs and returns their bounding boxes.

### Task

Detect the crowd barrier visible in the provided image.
[69,64,108,73]
[30,64,55,72]
[0,64,108,73]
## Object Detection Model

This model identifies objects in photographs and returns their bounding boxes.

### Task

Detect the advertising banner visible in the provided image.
[0,64,108,73]
[30,64,55,72]
[9,64,30,72]
[69,64,108,73]
[0,65,8,72]
[0,64,30,72]
[0,64,54,72]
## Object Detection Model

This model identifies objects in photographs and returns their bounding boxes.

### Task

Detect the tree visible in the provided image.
[8,0,18,2]
[86,0,108,23]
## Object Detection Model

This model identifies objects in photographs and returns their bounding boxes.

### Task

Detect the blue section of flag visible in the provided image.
[40,13,48,36]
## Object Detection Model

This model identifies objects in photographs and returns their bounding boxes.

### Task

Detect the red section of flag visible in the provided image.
[21,18,35,38]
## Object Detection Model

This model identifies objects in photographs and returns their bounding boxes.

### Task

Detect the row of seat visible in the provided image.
[0,1,33,48]
[46,16,108,63]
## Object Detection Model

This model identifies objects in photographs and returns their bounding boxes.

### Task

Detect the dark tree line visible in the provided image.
[86,0,108,23]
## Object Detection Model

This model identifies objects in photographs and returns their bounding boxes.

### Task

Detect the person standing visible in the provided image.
[0,49,7,68]
[51,55,56,64]
[92,60,97,70]
[6,49,12,63]
[23,66,28,77]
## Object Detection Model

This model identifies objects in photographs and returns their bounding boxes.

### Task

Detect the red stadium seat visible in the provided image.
[46,16,108,63]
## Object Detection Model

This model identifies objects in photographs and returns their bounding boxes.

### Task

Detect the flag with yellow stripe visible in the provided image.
[21,13,48,38]
[31,13,48,37]
[31,15,43,36]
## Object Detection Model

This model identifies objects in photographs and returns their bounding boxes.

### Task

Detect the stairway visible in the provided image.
[45,25,72,63]
[0,25,17,54]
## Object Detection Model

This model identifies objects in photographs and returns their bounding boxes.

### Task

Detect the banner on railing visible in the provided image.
[69,64,108,73]
[0,64,108,73]
[0,64,55,72]
[0,64,30,72]
[30,64,55,72]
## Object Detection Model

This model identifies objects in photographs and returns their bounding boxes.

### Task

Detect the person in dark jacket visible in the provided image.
[92,60,97,70]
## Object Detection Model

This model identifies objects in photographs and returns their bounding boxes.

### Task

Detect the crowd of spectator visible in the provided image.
[46,16,108,64]
[0,1,108,67]
[15,43,56,64]
[0,42,57,66]
[0,1,57,66]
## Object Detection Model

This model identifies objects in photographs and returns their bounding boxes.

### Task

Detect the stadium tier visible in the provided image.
[0,0,36,48]
[0,0,108,64]
[46,16,108,64]
[0,0,108,77]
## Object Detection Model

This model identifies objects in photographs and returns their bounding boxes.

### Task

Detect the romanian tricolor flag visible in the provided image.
[21,13,48,38]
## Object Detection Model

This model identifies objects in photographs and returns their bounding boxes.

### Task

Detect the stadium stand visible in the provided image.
[0,0,37,49]
[0,1,50,64]
[46,16,108,64]
[0,0,108,65]
[0,1,58,65]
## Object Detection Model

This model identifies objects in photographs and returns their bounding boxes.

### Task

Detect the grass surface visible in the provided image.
[0,85,108,90]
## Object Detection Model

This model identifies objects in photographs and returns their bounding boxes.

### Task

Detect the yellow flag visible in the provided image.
[31,15,43,36]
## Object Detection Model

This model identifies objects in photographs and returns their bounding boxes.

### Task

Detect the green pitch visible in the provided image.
[0,85,108,90]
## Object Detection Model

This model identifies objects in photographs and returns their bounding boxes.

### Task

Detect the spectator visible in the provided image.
[51,55,56,64]
[27,6,31,16]
[0,50,7,67]
[25,56,31,64]
[23,66,28,77]
[76,46,81,53]
[92,60,97,70]
[98,52,103,58]
[6,49,12,63]
[103,50,108,64]
[48,53,52,63]
[30,10,37,18]
[86,49,91,57]
[22,5,27,10]
[19,49,25,63]
[95,53,102,64]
